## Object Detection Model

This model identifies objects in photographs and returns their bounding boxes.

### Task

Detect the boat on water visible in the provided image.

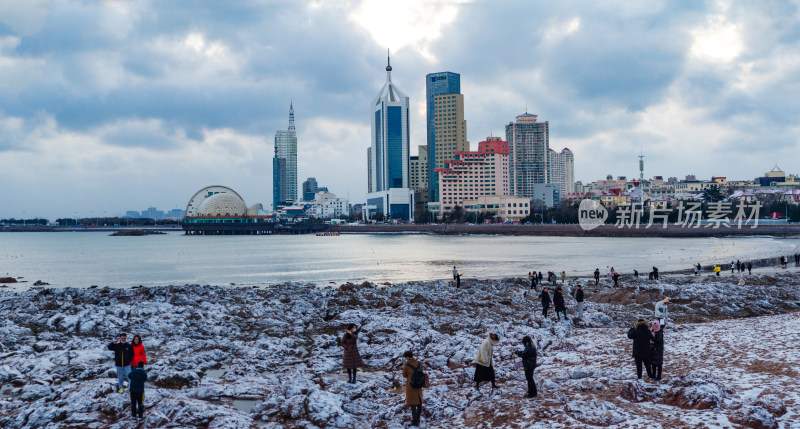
[316,232,340,236]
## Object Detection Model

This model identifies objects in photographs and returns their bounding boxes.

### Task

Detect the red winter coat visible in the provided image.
[131,342,148,368]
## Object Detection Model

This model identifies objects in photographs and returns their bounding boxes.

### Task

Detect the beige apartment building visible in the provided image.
[410,145,428,193]
[462,195,531,222]
[432,94,468,171]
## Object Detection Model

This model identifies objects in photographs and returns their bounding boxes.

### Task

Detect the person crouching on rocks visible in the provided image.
[129,361,148,423]
[474,332,500,393]
[514,336,537,398]
[130,335,148,370]
[650,320,664,381]
[402,350,427,426]
[627,320,655,380]
[342,323,363,384]
[108,333,133,392]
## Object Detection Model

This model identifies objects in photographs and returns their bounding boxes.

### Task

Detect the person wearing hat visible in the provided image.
[654,298,669,327]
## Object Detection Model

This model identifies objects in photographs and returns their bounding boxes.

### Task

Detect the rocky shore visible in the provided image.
[1,273,799,428]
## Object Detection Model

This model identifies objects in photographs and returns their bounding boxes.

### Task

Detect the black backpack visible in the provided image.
[406,362,426,389]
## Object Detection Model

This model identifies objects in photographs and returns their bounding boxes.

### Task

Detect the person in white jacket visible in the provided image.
[473,332,499,392]
[654,298,669,327]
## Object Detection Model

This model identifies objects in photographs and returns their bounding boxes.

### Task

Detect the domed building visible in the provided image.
[182,185,271,234]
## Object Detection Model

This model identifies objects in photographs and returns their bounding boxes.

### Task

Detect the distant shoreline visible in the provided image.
[332,223,800,237]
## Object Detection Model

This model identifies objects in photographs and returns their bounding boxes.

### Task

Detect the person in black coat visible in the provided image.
[553,287,567,321]
[650,320,664,381]
[108,334,134,392]
[539,287,551,318]
[627,320,655,380]
[514,336,537,398]
[574,285,585,318]
[612,272,620,288]
[593,268,600,285]
[747,262,752,274]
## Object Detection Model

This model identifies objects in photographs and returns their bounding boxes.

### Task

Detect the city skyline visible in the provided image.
[2,1,800,219]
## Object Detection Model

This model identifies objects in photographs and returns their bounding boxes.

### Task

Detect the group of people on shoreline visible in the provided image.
[107,333,149,423]
[340,290,672,426]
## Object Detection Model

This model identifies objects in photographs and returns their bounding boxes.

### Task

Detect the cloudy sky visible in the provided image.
[2,0,799,219]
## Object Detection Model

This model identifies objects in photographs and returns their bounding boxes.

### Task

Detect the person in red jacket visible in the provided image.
[130,335,148,369]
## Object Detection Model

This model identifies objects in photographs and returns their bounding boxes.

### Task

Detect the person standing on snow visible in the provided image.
[129,361,148,423]
[539,287,551,318]
[108,333,134,392]
[574,284,585,318]
[627,320,655,380]
[612,271,620,288]
[650,320,664,381]
[401,350,426,426]
[594,268,600,285]
[514,336,537,398]
[747,262,752,275]
[654,297,669,327]
[473,333,500,393]
[453,266,458,281]
[553,287,567,321]
[342,324,364,384]
[130,335,147,370]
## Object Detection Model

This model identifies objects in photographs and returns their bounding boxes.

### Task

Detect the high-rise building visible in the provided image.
[302,177,318,201]
[547,147,575,198]
[366,53,414,221]
[272,152,287,209]
[369,54,410,191]
[426,72,463,203]
[274,103,298,204]
[409,145,428,193]
[428,137,510,215]
[366,147,372,193]
[506,113,549,198]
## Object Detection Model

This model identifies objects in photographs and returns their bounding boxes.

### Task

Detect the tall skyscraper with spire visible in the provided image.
[365,52,414,221]
[273,103,298,208]
[369,52,410,192]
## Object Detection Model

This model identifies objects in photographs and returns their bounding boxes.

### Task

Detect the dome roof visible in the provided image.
[247,203,264,216]
[197,193,247,217]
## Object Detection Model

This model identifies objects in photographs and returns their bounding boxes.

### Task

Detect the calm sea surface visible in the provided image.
[1,232,798,288]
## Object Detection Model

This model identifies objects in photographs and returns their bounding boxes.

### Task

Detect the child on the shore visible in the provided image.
[129,362,147,422]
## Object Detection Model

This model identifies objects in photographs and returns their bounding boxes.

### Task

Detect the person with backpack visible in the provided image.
[402,350,426,426]
[341,324,363,384]
[553,287,567,321]
[539,287,551,319]
[627,319,655,380]
[514,336,537,398]
[129,361,148,423]
[473,332,499,393]
[108,333,134,392]
[574,284,584,318]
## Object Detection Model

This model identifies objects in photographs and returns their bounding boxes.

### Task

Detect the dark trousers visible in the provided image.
[556,309,567,320]
[347,368,358,383]
[651,363,662,380]
[456,275,461,288]
[541,305,549,317]
[130,391,144,418]
[595,277,599,284]
[635,358,654,379]
[524,367,537,397]
[410,404,422,425]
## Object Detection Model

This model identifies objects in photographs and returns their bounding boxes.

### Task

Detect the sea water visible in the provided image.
[1,231,798,289]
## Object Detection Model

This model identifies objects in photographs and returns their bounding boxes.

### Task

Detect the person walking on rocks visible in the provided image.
[736,260,742,273]
[652,266,659,280]
[594,268,600,285]
[473,332,500,393]
[747,262,752,275]
[538,271,543,284]
[574,285,584,318]
[730,261,735,274]
[560,271,566,284]
[129,361,148,423]
[539,287,551,318]
[654,298,669,327]
[695,263,701,276]
[456,272,462,288]
[650,320,664,381]
[342,324,363,384]
[714,265,721,276]
[553,287,567,321]
[108,333,134,392]
[627,320,655,380]
[528,272,535,290]
[795,253,800,267]
[612,271,620,288]
[130,335,147,370]
[402,351,426,426]
[514,336,537,398]
[453,266,458,281]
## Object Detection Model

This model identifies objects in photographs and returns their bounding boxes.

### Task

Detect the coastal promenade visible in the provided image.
[332,223,800,237]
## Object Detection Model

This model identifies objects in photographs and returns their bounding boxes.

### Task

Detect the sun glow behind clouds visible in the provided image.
[349,0,471,62]
[691,19,742,62]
